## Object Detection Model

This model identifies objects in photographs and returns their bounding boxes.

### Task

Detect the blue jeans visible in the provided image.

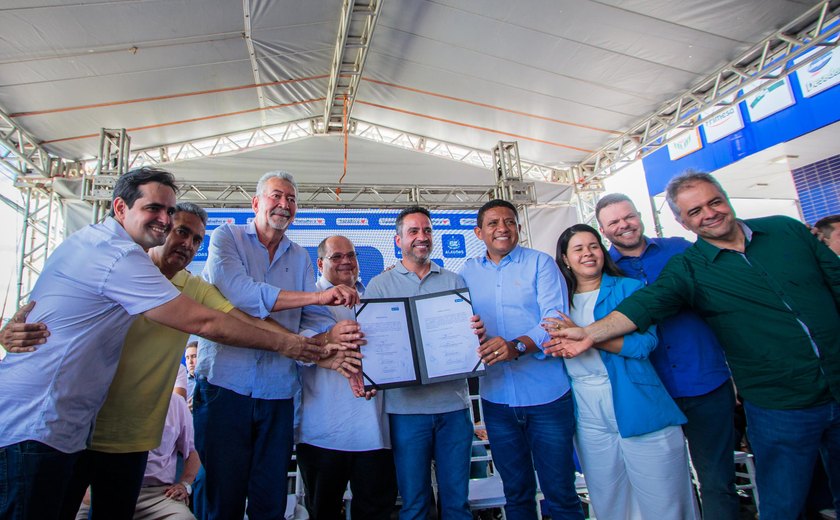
[192,379,294,520]
[674,380,739,520]
[389,409,473,520]
[0,441,81,520]
[482,393,583,520]
[744,399,840,520]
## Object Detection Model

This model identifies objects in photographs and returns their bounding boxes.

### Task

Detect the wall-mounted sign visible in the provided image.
[794,33,840,98]
[744,76,795,122]
[700,96,744,143]
[667,125,703,160]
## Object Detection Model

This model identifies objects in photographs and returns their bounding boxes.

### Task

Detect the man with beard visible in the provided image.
[2,201,361,519]
[195,171,363,520]
[361,206,482,520]
[0,168,333,520]
[547,171,840,520]
[594,193,738,519]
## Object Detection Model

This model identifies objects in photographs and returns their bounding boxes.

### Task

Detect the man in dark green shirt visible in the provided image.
[547,171,840,520]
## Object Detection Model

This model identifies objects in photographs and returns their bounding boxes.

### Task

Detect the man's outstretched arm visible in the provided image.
[543,311,637,358]
[144,294,326,362]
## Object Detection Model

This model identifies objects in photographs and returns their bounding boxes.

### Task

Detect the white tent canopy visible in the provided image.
[0,0,825,174]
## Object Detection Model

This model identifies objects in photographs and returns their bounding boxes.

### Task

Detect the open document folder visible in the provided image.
[355,288,486,391]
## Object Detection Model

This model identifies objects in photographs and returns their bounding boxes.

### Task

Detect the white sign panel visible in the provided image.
[744,76,795,122]
[700,97,744,143]
[667,126,702,160]
[794,33,840,98]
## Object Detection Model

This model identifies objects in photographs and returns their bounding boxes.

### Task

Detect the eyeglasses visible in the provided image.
[325,252,357,262]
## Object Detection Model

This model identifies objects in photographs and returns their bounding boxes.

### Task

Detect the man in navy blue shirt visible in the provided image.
[596,193,739,520]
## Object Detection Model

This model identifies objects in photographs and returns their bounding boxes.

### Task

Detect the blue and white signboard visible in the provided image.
[188,208,485,285]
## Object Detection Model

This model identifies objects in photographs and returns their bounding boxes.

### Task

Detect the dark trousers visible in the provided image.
[58,449,149,520]
[297,443,397,520]
[674,380,740,520]
[193,379,294,520]
[0,440,81,520]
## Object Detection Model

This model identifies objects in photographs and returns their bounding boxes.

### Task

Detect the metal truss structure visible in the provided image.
[577,0,840,184]
[13,185,62,308]
[492,141,537,246]
[117,117,567,183]
[323,0,381,132]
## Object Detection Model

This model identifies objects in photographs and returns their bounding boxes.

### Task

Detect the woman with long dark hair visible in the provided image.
[546,224,697,519]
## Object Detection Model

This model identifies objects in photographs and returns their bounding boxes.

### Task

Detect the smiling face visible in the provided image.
[674,181,738,242]
[562,231,605,285]
[152,211,206,276]
[396,212,433,265]
[113,181,177,251]
[476,206,520,262]
[317,236,359,287]
[598,200,644,253]
[253,177,297,233]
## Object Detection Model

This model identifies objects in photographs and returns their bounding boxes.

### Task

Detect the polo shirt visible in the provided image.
[198,222,334,399]
[0,218,180,453]
[460,245,572,407]
[297,277,390,451]
[364,262,470,415]
[610,237,730,398]
[91,269,234,453]
[616,216,840,409]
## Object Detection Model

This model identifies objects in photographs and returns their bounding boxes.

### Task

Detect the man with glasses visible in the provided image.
[297,235,397,520]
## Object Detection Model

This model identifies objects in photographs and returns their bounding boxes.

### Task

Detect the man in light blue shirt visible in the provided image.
[363,206,479,520]
[0,168,324,520]
[460,199,583,520]
[195,171,363,520]
[297,235,396,520]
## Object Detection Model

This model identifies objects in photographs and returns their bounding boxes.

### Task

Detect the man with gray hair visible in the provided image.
[195,170,364,520]
[548,171,840,520]
[595,192,738,519]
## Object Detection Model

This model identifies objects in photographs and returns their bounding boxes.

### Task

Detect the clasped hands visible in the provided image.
[541,312,594,359]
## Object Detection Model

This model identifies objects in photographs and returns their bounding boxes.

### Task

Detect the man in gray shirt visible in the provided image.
[363,206,480,520]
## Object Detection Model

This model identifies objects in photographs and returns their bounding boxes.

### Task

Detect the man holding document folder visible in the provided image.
[460,199,584,519]
[362,206,483,520]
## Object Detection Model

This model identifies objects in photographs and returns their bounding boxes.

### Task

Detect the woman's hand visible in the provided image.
[542,312,579,338]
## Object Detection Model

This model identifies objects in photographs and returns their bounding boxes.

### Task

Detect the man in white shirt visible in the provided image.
[297,235,397,519]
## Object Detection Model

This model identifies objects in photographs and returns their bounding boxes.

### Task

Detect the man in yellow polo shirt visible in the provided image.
[2,202,362,520]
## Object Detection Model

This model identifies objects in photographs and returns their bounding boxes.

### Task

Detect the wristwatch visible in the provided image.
[180,481,193,495]
[512,339,527,355]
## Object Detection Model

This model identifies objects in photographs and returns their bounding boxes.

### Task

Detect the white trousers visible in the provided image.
[572,377,699,520]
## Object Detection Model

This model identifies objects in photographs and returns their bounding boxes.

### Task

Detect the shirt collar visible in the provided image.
[316,275,366,295]
[246,219,291,259]
[609,236,656,261]
[480,244,523,266]
[104,216,135,242]
[395,259,441,277]
[694,220,755,261]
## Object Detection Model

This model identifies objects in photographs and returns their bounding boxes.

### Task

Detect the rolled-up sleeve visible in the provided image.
[529,255,568,352]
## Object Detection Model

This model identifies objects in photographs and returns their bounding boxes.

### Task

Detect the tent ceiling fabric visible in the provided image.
[0,0,822,173]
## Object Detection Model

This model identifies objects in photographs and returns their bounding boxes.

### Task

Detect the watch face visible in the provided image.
[515,341,526,352]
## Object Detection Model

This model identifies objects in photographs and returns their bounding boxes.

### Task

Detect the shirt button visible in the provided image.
[671,364,677,368]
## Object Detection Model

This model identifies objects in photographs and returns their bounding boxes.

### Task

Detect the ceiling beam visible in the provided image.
[322,0,382,133]
[576,0,840,185]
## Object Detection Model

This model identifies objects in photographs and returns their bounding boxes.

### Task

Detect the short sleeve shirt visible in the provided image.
[90,270,234,453]
[0,218,180,453]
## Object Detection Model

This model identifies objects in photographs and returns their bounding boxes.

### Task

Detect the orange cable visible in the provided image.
[41,98,326,144]
[355,100,594,153]
[11,75,330,118]
[362,77,620,135]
